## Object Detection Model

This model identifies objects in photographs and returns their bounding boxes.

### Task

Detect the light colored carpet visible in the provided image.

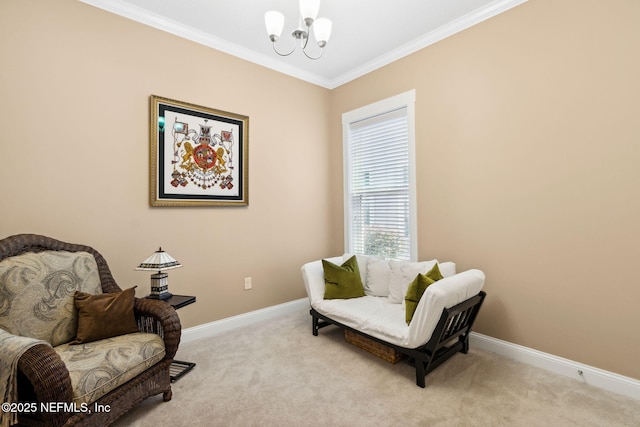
[114,307,640,426]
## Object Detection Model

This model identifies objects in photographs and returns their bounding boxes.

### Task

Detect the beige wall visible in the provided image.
[2,0,639,381]
[0,0,332,328]
[330,0,640,379]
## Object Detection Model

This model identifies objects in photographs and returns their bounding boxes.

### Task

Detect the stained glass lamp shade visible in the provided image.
[135,247,182,300]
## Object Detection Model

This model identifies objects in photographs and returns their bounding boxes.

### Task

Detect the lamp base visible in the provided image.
[150,272,172,300]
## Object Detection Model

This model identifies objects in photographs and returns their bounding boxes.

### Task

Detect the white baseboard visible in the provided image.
[181,299,639,401]
[181,298,308,344]
[470,332,640,400]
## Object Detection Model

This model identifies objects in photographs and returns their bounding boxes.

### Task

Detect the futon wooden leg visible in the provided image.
[312,315,319,336]
[416,361,426,388]
[163,388,172,401]
[460,334,469,354]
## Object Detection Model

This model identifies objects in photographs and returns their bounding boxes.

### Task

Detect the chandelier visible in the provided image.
[264,0,332,60]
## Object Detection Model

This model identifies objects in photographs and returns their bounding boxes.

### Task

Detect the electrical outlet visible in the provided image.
[244,277,252,290]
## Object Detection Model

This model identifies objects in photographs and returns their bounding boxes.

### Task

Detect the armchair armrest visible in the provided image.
[17,344,74,427]
[134,298,182,360]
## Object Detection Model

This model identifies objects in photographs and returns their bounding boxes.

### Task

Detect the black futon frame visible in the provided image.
[310,291,487,388]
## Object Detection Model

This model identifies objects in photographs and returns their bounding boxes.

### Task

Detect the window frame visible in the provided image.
[342,90,418,261]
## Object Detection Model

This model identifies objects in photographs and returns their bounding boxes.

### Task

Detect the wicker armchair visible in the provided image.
[0,234,181,426]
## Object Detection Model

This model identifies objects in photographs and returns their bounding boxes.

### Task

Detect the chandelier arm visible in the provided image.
[300,21,324,59]
[272,41,296,57]
[302,45,323,60]
[301,23,311,50]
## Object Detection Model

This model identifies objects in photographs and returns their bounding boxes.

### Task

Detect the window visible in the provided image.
[342,90,417,261]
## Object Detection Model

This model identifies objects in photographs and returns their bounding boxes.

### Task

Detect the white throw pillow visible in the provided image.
[341,254,367,290]
[438,261,456,278]
[387,259,438,303]
[365,257,392,296]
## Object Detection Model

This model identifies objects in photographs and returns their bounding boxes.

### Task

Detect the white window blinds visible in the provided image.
[343,91,416,261]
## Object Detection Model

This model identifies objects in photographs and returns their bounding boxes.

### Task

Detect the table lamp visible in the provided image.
[136,247,182,300]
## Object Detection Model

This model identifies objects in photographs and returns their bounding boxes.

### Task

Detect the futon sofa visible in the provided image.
[0,234,181,426]
[301,254,486,387]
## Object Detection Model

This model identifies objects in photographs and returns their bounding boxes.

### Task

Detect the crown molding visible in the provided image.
[79,0,527,90]
[326,0,528,89]
[78,0,332,87]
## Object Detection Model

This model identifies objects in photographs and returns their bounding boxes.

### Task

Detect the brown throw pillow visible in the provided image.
[72,287,139,344]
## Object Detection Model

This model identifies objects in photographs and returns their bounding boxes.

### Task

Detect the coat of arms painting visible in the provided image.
[150,95,249,207]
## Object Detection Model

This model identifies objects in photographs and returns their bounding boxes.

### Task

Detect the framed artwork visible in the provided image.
[149,95,249,206]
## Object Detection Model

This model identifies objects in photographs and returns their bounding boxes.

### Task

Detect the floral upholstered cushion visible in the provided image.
[0,251,103,346]
[54,332,166,404]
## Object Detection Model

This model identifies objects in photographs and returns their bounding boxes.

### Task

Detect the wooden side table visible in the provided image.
[146,294,197,382]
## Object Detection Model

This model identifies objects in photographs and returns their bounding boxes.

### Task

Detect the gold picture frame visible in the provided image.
[149,95,249,207]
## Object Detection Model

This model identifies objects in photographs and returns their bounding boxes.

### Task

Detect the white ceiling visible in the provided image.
[79,0,526,89]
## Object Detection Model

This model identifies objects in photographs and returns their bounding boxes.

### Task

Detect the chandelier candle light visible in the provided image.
[136,248,182,300]
[265,0,332,59]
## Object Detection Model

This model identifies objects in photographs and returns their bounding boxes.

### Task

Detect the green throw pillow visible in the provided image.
[322,255,365,300]
[405,263,444,325]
